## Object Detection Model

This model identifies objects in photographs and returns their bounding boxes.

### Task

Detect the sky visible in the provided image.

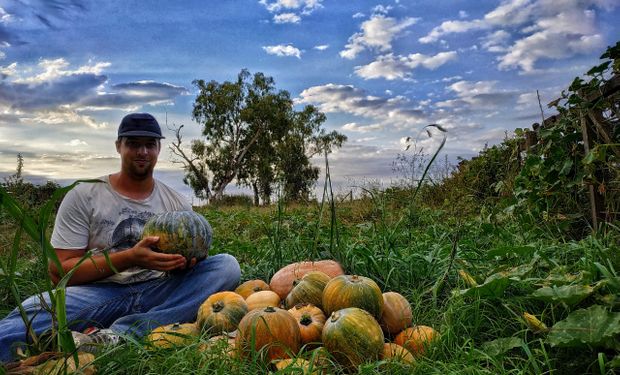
[0,0,618,202]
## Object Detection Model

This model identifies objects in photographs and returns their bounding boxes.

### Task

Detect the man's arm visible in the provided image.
[48,236,188,286]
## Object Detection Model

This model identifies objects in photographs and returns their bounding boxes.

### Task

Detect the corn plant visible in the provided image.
[0,180,99,363]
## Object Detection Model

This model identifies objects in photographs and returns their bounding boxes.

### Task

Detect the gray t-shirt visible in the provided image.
[51,175,192,284]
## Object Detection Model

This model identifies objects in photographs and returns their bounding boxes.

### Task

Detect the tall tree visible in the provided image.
[171,69,346,203]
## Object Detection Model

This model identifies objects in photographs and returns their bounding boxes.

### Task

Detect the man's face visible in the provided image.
[116,137,160,179]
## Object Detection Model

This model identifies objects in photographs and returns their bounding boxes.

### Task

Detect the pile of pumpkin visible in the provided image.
[147,260,439,372]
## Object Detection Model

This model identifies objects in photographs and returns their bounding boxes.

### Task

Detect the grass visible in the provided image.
[2,191,620,374]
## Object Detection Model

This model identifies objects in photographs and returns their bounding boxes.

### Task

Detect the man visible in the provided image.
[0,113,240,361]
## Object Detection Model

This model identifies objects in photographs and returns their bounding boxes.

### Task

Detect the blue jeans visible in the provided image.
[0,253,240,362]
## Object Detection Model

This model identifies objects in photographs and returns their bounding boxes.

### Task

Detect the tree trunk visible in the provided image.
[252,181,260,206]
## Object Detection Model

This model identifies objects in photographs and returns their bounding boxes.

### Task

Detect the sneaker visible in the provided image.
[71,328,122,354]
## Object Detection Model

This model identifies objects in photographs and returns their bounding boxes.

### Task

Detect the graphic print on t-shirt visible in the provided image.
[106,208,155,252]
[110,217,145,252]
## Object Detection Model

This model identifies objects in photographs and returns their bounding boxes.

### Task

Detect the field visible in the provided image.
[1,193,619,374]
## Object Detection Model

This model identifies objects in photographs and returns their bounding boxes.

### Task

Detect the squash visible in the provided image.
[380,292,413,335]
[141,210,212,262]
[288,303,326,345]
[197,291,248,335]
[234,279,270,299]
[270,260,344,299]
[285,271,331,309]
[246,290,281,311]
[382,342,415,364]
[322,275,383,319]
[34,353,96,375]
[394,325,438,357]
[146,322,199,348]
[321,307,384,370]
[236,306,301,362]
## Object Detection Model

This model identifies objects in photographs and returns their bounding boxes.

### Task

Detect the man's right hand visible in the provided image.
[130,236,188,271]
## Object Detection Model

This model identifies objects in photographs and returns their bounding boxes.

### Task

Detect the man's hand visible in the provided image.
[131,236,188,271]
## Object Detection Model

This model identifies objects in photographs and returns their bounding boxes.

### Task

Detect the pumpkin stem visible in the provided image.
[264,306,276,313]
[212,301,225,313]
[300,314,313,326]
[330,311,341,322]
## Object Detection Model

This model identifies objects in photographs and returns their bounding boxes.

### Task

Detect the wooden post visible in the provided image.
[579,112,605,231]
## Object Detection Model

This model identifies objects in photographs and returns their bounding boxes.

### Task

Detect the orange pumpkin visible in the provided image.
[322,275,383,319]
[321,307,384,370]
[285,271,331,309]
[288,303,326,345]
[236,306,301,362]
[245,290,281,311]
[270,260,344,299]
[394,325,438,357]
[234,279,270,299]
[382,342,415,364]
[380,292,413,335]
[197,291,248,335]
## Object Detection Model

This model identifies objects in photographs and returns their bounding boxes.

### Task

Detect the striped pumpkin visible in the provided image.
[321,307,384,370]
[197,291,248,335]
[322,275,384,319]
[142,210,212,262]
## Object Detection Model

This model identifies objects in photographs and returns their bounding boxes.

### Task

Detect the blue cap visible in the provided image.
[118,113,164,139]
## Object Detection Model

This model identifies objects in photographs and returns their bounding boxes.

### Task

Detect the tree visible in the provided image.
[171,69,346,204]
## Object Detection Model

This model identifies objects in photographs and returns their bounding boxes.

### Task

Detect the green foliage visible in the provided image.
[514,42,620,235]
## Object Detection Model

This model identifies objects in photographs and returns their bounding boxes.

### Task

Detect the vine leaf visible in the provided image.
[456,275,511,299]
[548,305,620,348]
[531,284,597,306]
[482,337,524,357]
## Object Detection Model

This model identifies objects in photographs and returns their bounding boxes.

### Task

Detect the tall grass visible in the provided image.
[0,180,100,364]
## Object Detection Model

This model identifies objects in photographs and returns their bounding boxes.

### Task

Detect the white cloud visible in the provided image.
[0,59,187,129]
[418,0,615,72]
[459,10,468,19]
[296,83,427,129]
[340,14,418,59]
[419,19,487,44]
[352,12,365,18]
[262,44,302,58]
[436,80,518,109]
[313,44,329,50]
[499,8,604,72]
[354,51,458,80]
[372,5,393,14]
[342,122,385,133]
[259,0,323,22]
[481,30,511,52]
[273,12,301,23]
[67,139,88,147]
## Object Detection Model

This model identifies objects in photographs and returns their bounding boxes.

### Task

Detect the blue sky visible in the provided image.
[1,0,618,201]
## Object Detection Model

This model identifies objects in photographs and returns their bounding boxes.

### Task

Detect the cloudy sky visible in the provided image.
[1,0,618,202]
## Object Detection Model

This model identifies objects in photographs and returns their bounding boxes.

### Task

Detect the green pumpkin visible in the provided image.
[284,271,331,309]
[141,210,212,262]
[322,307,384,370]
[322,275,384,319]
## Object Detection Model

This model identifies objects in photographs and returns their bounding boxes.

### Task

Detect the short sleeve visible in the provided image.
[50,187,91,250]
